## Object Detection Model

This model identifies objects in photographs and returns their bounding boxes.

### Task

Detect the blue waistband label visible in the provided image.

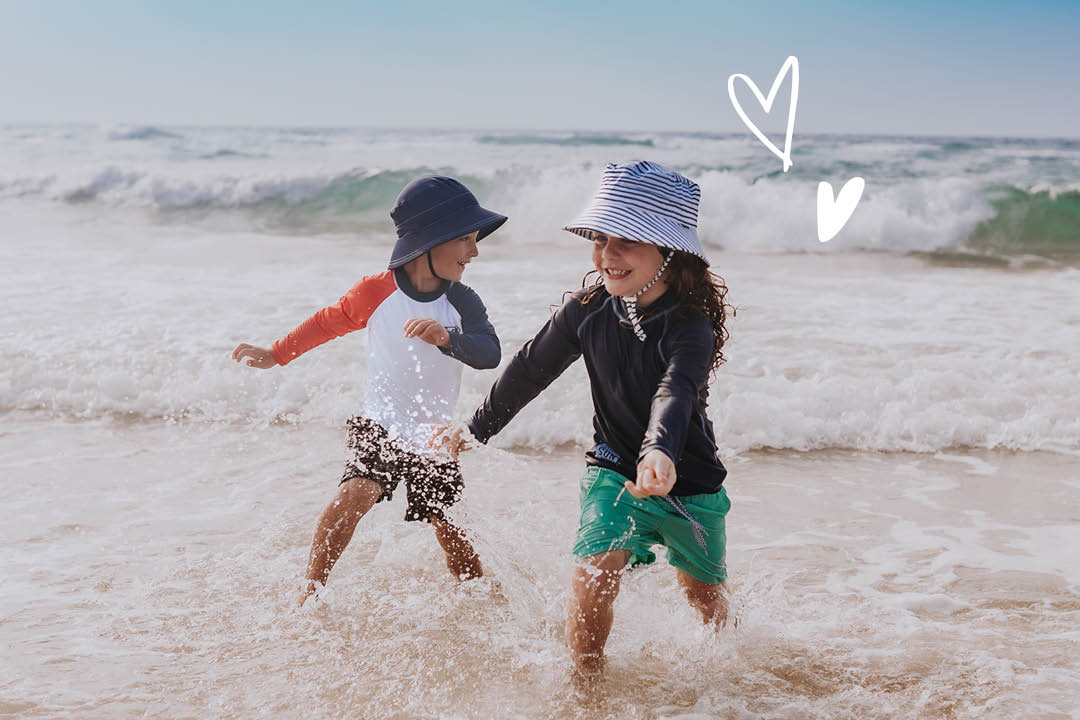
[594,443,623,465]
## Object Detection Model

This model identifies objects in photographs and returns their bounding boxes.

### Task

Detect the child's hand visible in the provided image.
[232,344,277,369]
[429,424,472,460]
[625,449,676,499]
[403,318,451,348]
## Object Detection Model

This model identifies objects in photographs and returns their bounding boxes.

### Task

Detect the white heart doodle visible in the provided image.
[727,56,800,172]
[817,177,865,243]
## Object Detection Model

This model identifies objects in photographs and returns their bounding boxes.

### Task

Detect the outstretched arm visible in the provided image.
[243,272,397,368]
[467,295,585,444]
[232,343,277,369]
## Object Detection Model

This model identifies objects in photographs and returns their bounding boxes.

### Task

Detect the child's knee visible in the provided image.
[574,554,629,601]
[338,476,382,506]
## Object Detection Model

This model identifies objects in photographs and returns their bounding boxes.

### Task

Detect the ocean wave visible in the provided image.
[963,185,1080,260]
[2,335,1076,456]
[915,141,977,159]
[2,202,1076,456]
[686,172,999,255]
[1,157,1078,261]
[199,148,267,160]
[0,166,465,214]
[476,133,655,147]
[2,380,1075,457]
[59,166,144,203]
[106,125,182,141]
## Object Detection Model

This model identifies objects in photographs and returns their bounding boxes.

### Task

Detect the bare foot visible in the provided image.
[570,653,606,692]
[297,580,319,608]
[454,563,483,581]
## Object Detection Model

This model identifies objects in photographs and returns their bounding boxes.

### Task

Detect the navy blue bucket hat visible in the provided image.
[388,176,507,269]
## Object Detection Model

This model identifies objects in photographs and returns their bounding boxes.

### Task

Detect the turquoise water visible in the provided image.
[2,126,1077,260]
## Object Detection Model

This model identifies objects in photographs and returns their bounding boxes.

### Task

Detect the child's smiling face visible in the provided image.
[589,230,666,298]
[429,231,480,282]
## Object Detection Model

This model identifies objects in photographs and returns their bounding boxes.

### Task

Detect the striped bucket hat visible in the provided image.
[563,161,708,263]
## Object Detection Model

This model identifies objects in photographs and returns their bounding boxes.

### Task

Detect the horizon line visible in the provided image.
[2,121,1078,143]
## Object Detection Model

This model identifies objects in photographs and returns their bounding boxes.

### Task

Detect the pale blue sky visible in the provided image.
[2,0,1077,137]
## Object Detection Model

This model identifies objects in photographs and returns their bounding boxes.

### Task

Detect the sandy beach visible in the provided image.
[3,416,1077,718]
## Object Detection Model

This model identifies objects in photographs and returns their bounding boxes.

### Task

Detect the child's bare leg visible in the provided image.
[430,516,483,580]
[676,570,731,628]
[299,477,383,606]
[566,550,630,678]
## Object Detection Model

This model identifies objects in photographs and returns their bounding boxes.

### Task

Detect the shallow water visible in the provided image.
[3,202,1077,457]
[3,126,1078,717]
[3,418,1077,718]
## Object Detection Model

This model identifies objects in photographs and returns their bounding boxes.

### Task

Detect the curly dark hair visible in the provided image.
[575,249,733,371]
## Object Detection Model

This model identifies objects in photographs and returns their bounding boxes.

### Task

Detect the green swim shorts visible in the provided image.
[572,466,731,585]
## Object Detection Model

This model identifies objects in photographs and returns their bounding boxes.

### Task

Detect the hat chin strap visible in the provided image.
[426,251,446,282]
[622,250,673,342]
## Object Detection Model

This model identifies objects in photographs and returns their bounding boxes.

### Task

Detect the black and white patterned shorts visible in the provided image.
[341,416,464,523]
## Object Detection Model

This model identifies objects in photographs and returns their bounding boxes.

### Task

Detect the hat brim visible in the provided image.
[563,202,708,263]
[389,204,507,269]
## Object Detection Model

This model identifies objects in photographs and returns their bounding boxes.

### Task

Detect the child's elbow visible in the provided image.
[475,353,501,370]
[475,344,501,369]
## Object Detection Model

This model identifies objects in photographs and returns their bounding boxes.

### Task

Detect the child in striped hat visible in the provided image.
[437,161,734,679]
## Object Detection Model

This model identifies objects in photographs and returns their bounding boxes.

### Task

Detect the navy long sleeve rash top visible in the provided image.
[468,286,727,496]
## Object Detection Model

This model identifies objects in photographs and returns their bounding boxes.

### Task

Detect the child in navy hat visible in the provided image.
[233,175,507,606]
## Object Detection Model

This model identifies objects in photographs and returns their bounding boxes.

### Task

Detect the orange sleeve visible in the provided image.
[271,270,397,366]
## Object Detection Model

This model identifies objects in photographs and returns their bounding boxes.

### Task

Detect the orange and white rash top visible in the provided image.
[271,268,500,450]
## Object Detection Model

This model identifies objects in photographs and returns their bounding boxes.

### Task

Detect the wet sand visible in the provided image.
[2,416,1078,718]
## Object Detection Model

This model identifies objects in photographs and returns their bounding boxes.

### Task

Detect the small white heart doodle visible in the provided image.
[817,177,865,243]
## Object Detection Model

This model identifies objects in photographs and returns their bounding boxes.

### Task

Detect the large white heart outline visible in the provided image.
[727,56,800,172]
[817,177,865,243]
